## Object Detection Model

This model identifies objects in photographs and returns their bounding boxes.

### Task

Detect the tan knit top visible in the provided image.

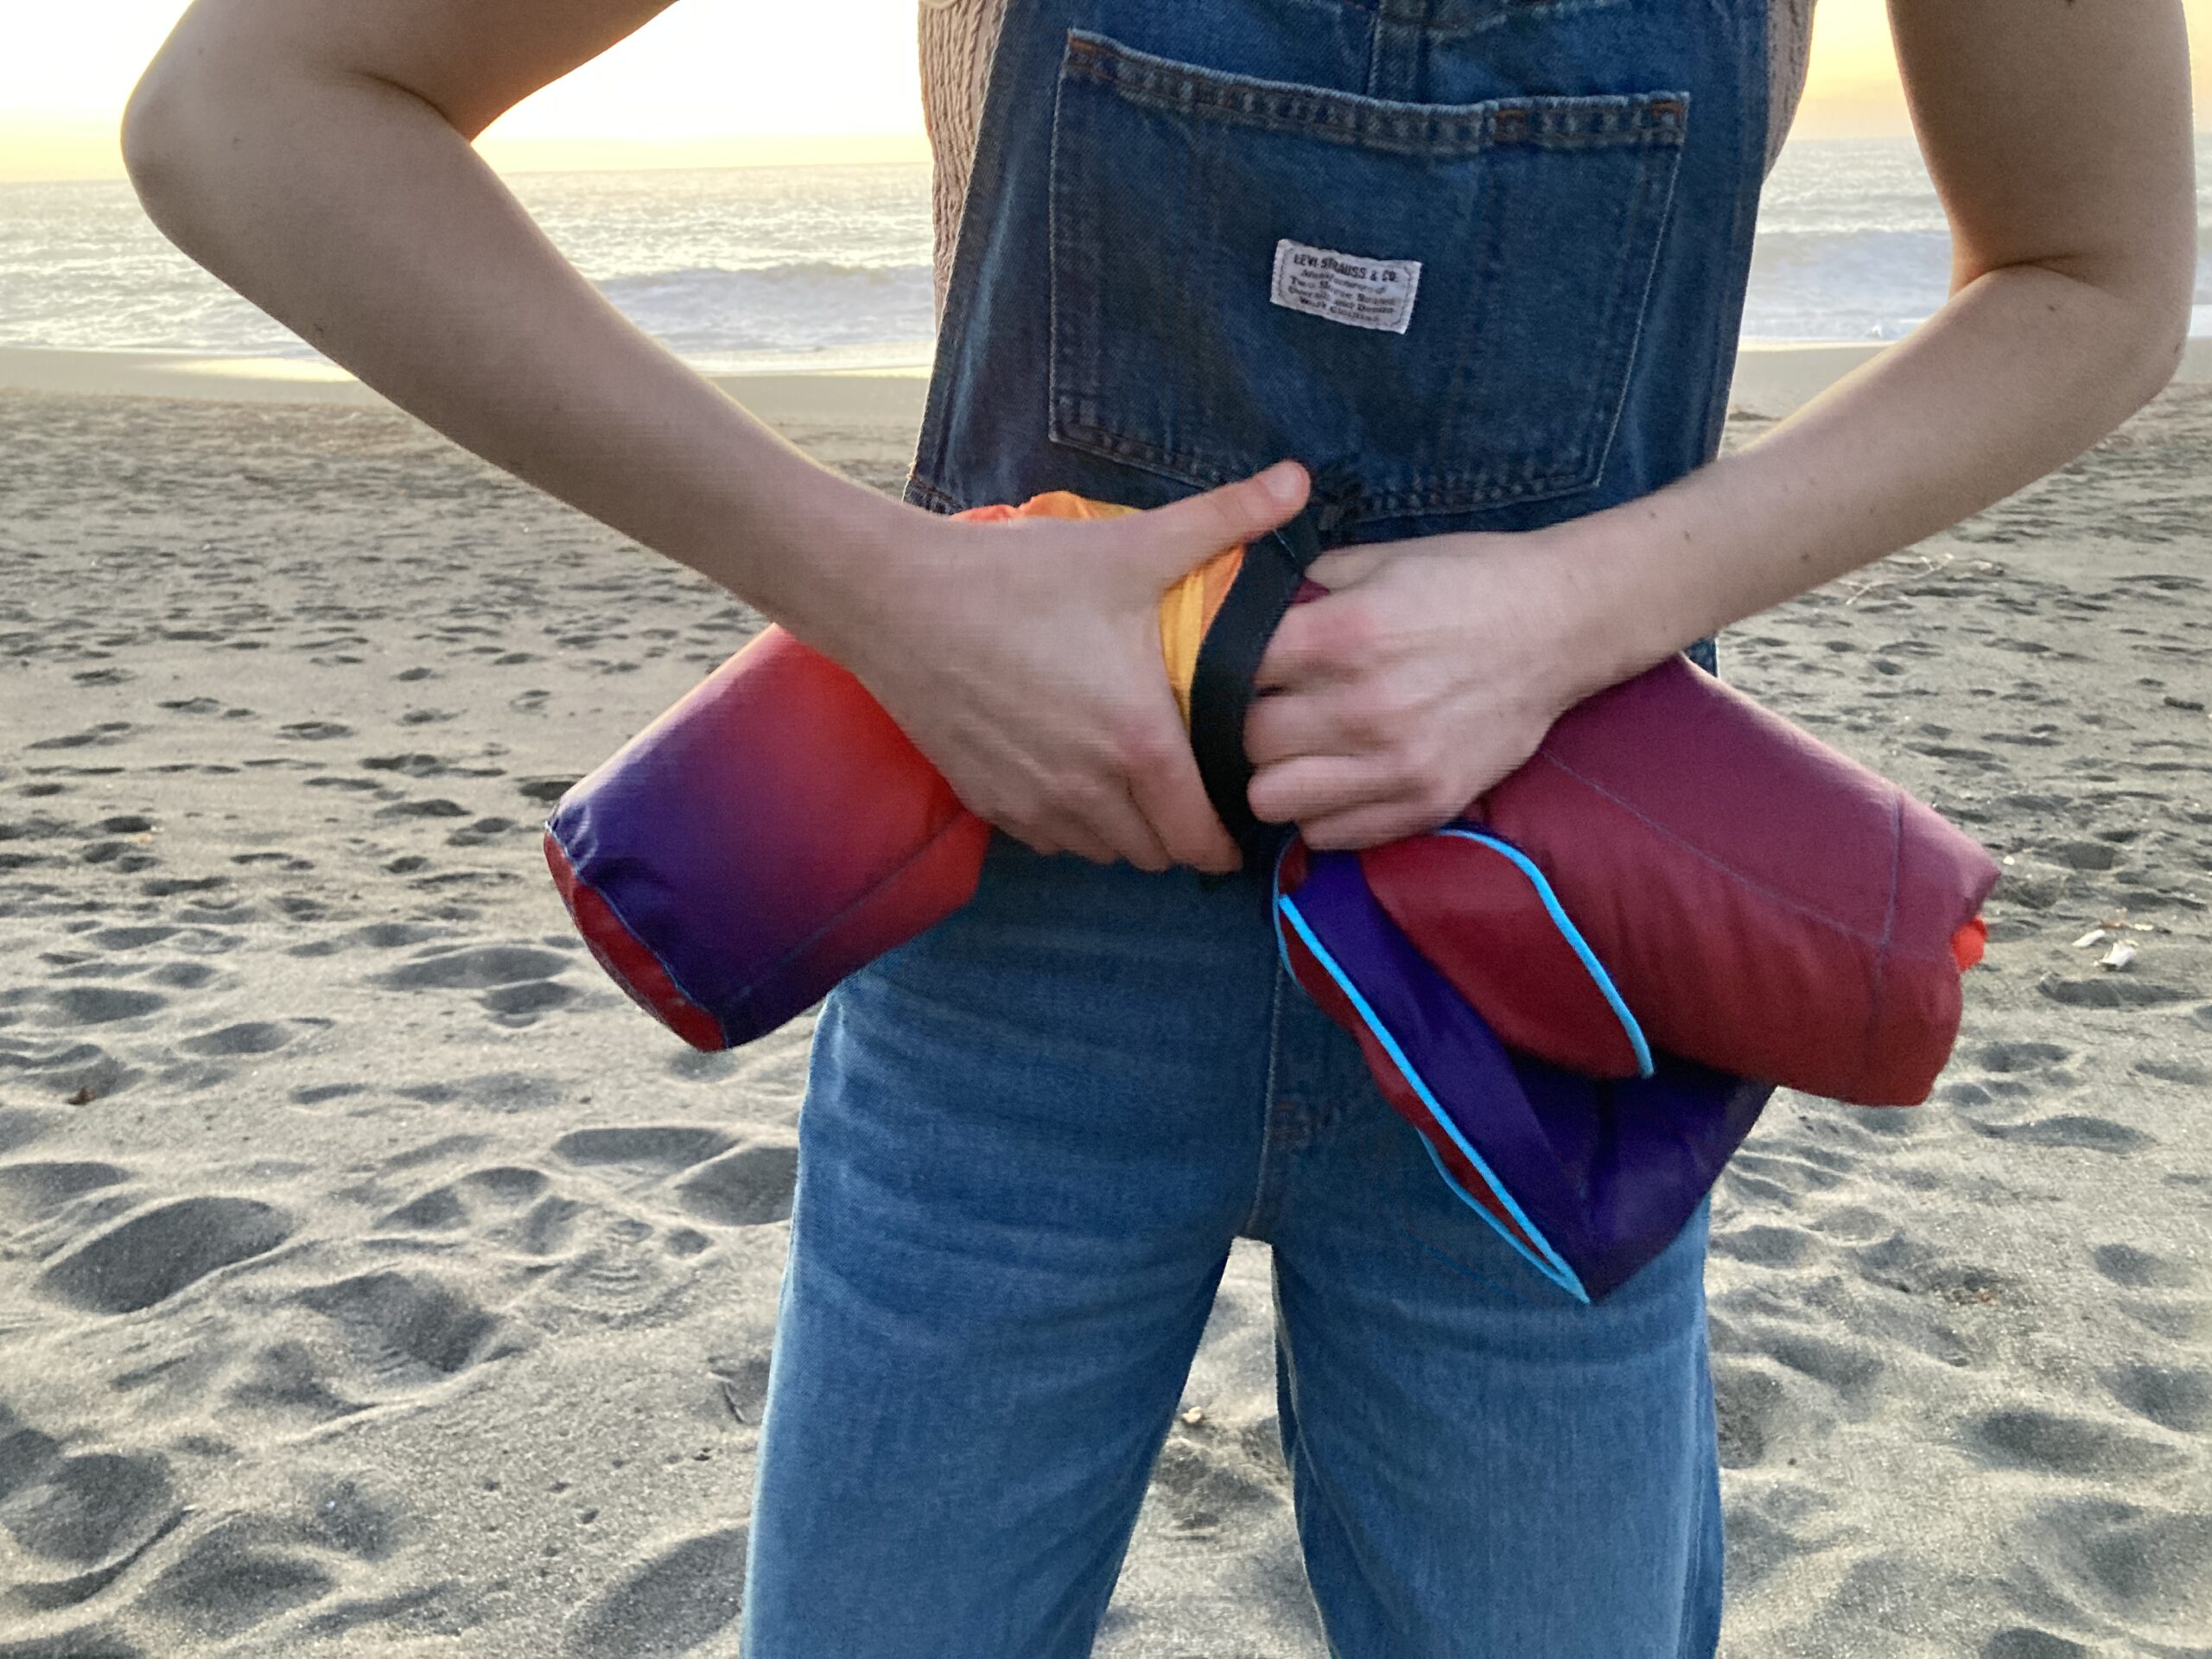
[918,0,1817,326]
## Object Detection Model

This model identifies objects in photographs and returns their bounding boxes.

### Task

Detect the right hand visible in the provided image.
[806,460,1312,875]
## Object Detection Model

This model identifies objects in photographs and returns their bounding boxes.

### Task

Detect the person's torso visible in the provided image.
[904,0,1783,558]
[920,0,1816,326]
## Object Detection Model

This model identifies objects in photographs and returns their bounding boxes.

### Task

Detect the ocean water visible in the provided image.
[3,137,2207,373]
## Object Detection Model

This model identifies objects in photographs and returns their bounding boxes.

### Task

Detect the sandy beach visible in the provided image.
[0,344,2207,1657]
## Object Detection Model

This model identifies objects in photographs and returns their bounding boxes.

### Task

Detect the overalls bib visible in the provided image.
[744,4,1773,1654]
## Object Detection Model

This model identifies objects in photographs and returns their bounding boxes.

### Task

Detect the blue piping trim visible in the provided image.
[1412,1134,1560,1305]
[1275,891,1590,1304]
[1433,828,1655,1079]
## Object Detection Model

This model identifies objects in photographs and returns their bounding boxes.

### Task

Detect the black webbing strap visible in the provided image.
[1188,512,1319,854]
[1185,460,1364,859]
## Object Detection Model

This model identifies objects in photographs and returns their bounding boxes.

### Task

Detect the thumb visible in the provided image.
[1123,460,1311,585]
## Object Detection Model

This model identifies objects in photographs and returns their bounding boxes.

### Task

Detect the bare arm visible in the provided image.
[1556,0,2197,666]
[122,0,1286,873]
[1248,0,2196,849]
[120,0,905,632]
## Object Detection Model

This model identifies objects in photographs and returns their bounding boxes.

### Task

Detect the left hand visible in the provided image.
[1244,527,1605,851]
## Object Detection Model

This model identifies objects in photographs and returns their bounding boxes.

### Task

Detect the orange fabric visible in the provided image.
[955,489,1244,727]
[1159,547,1245,723]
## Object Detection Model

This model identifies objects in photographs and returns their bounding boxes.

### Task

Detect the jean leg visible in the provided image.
[739,843,1278,1659]
[1264,998,1723,1659]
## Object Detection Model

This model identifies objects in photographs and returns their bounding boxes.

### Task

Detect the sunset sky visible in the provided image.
[3,0,2205,182]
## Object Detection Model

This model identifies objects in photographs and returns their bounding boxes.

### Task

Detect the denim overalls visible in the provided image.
[743,3,1772,1653]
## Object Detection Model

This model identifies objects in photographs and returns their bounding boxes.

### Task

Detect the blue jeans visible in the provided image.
[741,835,1723,1656]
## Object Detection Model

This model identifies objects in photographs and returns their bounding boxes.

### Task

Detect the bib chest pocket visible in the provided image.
[1046,29,1688,521]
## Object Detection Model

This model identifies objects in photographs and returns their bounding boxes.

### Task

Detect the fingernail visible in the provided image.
[1262,461,1306,506]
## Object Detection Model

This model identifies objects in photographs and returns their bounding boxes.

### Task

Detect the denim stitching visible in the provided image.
[1047,416,1613,518]
[1045,33,1689,520]
[1046,40,1079,486]
[1063,31,1688,156]
[1431,0,1637,35]
[1330,0,1631,25]
[1584,118,1689,486]
[1240,949,1290,1240]
[903,474,965,515]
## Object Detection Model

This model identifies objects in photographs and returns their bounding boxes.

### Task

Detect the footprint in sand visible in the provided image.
[0,1630,147,1657]
[0,1402,183,1616]
[27,722,135,750]
[286,918,451,959]
[544,1214,683,1316]
[707,1351,772,1425]
[518,1194,587,1257]
[0,1109,59,1155]
[562,1527,747,1659]
[2037,974,2193,1011]
[663,1049,740,1084]
[373,798,470,822]
[1974,1039,2075,1074]
[228,1340,365,1423]
[144,962,215,990]
[1979,1627,2092,1658]
[37,986,168,1027]
[0,1160,130,1218]
[139,1516,336,1641]
[1962,1405,2188,1479]
[297,1270,500,1388]
[1712,1361,1797,1471]
[673,1145,798,1229]
[445,815,519,848]
[481,980,578,1021]
[177,1021,299,1058]
[1147,1431,1288,1540]
[2134,1056,2210,1086]
[363,753,449,779]
[139,876,228,899]
[1969,1115,2156,1154]
[552,1126,734,1174]
[394,1072,563,1113]
[375,1163,564,1253]
[1709,1222,1820,1271]
[376,943,578,1026]
[38,1197,291,1313]
[2105,1362,2212,1433]
[2091,1243,2200,1292]
[289,1082,366,1108]
[378,944,571,990]
[2019,1499,2212,1643]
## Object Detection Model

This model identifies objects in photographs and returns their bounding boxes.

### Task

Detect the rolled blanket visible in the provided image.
[543,487,1997,1105]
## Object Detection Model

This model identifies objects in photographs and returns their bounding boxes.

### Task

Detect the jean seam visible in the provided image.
[1282,1365,1389,1659]
[1240,954,1290,1238]
[1063,31,1688,155]
[1047,415,1610,517]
